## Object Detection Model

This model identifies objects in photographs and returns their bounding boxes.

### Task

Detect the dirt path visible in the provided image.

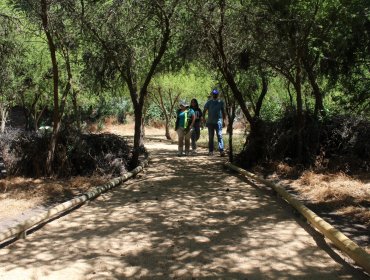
[0,141,368,279]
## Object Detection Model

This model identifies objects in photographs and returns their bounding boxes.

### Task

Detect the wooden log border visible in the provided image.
[144,136,176,144]
[0,160,149,245]
[225,162,370,275]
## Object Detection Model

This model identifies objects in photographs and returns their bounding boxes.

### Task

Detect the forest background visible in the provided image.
[0,0,369,247]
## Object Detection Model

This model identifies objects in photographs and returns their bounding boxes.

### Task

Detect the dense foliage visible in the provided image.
[235,112,370,172]
[0,0,368,176]
[0,128,133,177]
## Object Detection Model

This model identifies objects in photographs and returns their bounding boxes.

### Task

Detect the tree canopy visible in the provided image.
[0,0,368,173]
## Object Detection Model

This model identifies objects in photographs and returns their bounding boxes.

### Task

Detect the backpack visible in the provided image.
[175,108,192,130]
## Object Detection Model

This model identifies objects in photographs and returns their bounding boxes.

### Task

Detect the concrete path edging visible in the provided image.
[0,160,148,245]
[225,162,370,275]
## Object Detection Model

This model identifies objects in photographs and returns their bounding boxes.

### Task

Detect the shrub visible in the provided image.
[0,128,137,178]
[235,112,370,174]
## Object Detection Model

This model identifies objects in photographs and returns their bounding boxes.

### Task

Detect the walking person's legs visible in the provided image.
[185,129,192,155]
[208,123,215,155]
[195,124,201,141]
[215,121,225,156]
[191,123,200,152]
[191,128,197,151]
[177,128,185,156]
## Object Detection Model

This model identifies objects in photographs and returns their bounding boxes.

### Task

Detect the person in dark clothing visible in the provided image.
[190,98,203,154]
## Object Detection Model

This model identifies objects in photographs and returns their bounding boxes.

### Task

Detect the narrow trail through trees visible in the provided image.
[0,141,367,279]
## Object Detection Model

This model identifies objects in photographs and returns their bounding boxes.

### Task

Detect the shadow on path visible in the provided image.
[0,142,368,279]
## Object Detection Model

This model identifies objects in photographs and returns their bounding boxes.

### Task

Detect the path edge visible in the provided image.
[0,159,149,245]
[225,162,370,275]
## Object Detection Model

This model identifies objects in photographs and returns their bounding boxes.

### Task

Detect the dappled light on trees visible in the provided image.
[0,0,368,174]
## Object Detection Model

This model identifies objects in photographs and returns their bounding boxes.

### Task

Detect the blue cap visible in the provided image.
[212,89,219,95]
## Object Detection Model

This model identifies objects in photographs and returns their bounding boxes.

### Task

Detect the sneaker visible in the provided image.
[208,152,214,156]
[177,153,183,157]
[220,151,225,157]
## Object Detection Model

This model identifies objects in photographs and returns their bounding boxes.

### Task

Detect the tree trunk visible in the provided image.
[303,60,325,118]
[35,106,46,131]
[151,87,179,140]
[227,103,236,162]
[159,88,172,140]
[287,82,294,107]
[21,105,31,131]
[240,117,265,168]
[219,82,236,162]
[41,0,60,176]
[131,105,144,168]
[46,119,61,175]
[128,13,171,168]
[0,105,7,134]
[72,89,81,130]
[293,58,304,163]
[165,116,171,140]
[254,72,268,117]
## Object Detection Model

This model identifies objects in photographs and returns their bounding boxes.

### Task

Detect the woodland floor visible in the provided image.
[0,136,369,279]
[0,122,369,256]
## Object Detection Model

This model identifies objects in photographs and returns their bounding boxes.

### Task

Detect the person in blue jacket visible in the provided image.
[203,89,226,156]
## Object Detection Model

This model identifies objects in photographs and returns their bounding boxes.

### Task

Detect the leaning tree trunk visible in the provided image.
[41,0,60,176]
[33,105,47,131]
[165,116,171,140]
[293,58,304,163]
[72,89,81,131]
[164,106,171,140]
[227,104,236,162]
[303,60,325,119]
[46,120,61,175]
[124,7,171,169]
[0,105,8,134]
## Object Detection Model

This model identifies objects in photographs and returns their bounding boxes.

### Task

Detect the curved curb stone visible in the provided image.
[225,162,370,275]
[0,160,149,245]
